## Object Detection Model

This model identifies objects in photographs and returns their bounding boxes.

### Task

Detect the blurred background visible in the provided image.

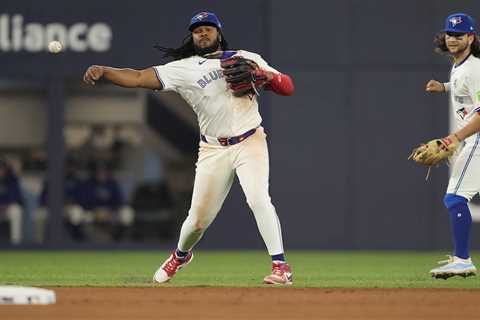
[1,0,480,250]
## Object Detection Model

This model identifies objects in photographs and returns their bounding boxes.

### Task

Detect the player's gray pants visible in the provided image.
[177,127,285,255]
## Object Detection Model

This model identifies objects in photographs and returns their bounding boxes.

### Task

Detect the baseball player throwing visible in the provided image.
[83,12,294,285]
[420,13,480,279]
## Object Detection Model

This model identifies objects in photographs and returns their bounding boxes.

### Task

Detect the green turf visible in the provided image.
[0,250,479,288]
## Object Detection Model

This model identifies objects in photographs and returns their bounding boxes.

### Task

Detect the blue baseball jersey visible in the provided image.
[39,174,84,206]
[81,177,125,210]
[0,171,23,206]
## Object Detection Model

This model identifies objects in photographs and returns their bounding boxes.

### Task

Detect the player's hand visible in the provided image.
[425,80,444,92]
[83,65,105,85]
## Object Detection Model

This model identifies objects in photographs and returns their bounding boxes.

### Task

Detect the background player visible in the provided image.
[425,13,480,279]
[0,159,24,245]
[83,11,295,285]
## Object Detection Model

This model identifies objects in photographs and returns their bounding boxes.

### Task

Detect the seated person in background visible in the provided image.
[130,180,176,240]
[36,160,87,242]
[82,162,134,240]
[0,159,24,245]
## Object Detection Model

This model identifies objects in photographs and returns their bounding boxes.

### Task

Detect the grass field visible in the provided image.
[0,250,479,288]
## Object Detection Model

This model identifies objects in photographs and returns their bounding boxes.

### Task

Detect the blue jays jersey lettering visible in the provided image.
[196,69,223,88]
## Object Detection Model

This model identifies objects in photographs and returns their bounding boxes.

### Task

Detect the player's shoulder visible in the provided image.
[162,56,198,67]
[468,55,480,67]
[236,50,267,64]
[463,55,480,78]
[236,50,262,59]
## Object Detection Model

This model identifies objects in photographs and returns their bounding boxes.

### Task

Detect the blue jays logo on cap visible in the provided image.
[189,11,222,31]
[449,16,463,27]
[444,13,476,33]
[195,12,210,21]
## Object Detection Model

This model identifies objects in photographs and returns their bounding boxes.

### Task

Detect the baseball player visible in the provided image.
[0,159,24,245]
[83,12,295,285]
[424,13,480,279]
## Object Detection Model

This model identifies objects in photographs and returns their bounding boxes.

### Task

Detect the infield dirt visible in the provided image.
[1,287,479,319]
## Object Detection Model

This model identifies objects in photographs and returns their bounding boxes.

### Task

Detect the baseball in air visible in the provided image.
[48,41,63,53]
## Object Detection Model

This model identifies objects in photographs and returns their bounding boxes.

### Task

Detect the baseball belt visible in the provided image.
[200,128,257,146]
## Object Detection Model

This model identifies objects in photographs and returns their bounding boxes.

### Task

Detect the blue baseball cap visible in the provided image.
[189,11,222,31]
[444,13,476,33]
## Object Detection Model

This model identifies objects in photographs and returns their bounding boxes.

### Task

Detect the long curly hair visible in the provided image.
[154,32,229,61]
[434,32,480,58]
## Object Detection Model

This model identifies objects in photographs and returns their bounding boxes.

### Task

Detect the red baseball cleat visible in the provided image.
[153,251,193,283]
[263,262,293,285]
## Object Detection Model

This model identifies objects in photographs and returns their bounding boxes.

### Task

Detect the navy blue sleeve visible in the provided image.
[69,179,86,206]
[108,180,125,209]
[39,180,48,206]
[9,175,24,206]
[79,180,95,210]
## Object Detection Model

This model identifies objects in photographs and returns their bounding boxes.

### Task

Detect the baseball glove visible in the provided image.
[220,56,269,97]
[409,137,459,179]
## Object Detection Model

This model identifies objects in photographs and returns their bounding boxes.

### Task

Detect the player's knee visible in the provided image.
[66,205,85,225]
[188,206,216,232]
[186,214,206,232]
[443,193,468,209]
[188,217,209,232]
[247,196,272,212]
[7,204,22,220]
[193,221,206,232]
[118,207,134,226]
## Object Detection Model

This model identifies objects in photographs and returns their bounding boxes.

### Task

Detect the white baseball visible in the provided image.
[48,41,63,54]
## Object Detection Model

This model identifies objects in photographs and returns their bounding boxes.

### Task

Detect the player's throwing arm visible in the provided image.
[83,65,161,90]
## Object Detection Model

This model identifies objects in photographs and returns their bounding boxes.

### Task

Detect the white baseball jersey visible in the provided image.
[446,54,480,199]
[153,50,287,257]
[449,54,480,143]
[153,50,278,138]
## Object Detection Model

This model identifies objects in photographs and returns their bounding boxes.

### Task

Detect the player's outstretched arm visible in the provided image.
[426,79,448,93]
[83,66,162,90]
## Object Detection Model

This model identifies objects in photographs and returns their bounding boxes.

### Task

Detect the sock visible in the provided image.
[448,205,472,259]
[175,249,189,259]
[444,194,472,259]
[271,253,285,263]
